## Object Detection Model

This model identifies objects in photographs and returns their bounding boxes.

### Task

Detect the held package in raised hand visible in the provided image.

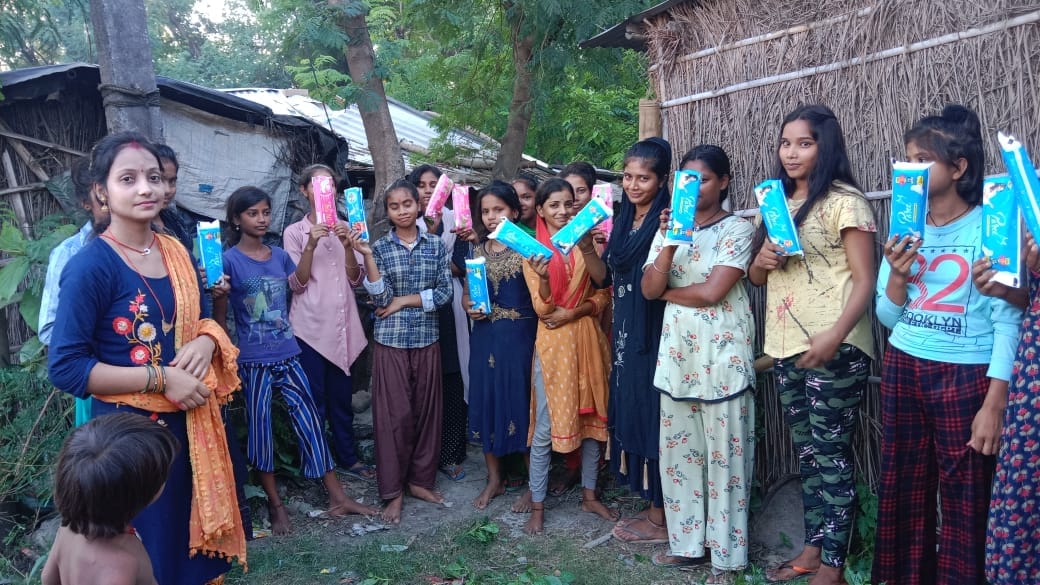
[890,162,931,241]
[452,185,473,231]
[344,187,369,241]
[591,184,614,242]
[549,197,612,255]
[425,174,455,218]
[196,220,224,288]
[754,179,803,256]
[312,175,338,227]
[488,218,553,260]
[981,175,1022,288]
[997,132,1040,243]
[665,169,703,245]
[465,257,491,314]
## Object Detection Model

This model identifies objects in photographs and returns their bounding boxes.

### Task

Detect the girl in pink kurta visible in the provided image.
[284,164,373,480]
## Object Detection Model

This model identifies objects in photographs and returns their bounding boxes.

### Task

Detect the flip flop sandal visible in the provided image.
[650,551,709,569]
[765,562,816,583]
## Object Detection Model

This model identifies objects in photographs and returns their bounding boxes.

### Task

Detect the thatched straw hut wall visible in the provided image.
[588,0,1040,493]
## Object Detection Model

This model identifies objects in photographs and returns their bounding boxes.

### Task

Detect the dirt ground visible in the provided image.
[234,405,801,584]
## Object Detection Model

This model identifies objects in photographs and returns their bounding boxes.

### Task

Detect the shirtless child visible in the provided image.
[42,413,178,585]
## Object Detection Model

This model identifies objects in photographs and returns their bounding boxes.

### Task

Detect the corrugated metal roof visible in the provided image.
[225,88,622,182]
[226,88,503,170]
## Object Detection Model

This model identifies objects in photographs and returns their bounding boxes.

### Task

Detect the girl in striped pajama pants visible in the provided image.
[214,186,378,534]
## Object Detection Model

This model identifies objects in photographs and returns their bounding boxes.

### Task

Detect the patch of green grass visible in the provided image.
[224,517,719,585]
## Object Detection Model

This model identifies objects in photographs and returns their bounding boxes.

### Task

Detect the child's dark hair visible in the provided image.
[512,173,539,192]
[623,138,671,182]
[154,144,179,173]
[407,164,442,186]
[479,180,522,213]
[679,145,732,202]
[384,178,420,211]
[475,180,520,238]
[904,104,984,205]
[559,161,596,191]
[70,158,94,209]
[54,412,178,540]
[773,104,860,227]
[297,164,340,189]
[225,186,273,245]
[535,177,574,207]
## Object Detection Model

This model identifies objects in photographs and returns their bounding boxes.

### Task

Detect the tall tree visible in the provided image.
[329,0,405,237]
[492,3,535,179]
[0,0,77,67]
[392,0,645,174]
[90,0,161,137]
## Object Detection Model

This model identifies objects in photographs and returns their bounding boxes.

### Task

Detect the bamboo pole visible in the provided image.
[661,10,1040,109]
[2,151,34,239]
[0,121,50,182]
[0,127,86,157]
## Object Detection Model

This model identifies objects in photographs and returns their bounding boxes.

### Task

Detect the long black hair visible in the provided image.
[225,186,272,245]
[753,105,860,254]
[904,104,984,205]
[774,104,860,227]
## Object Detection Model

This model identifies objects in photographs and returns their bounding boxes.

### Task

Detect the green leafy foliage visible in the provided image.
[461,517,500,544]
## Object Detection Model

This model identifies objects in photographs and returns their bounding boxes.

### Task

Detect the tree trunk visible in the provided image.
[491,21,535,181]
[90,0,162,139]
[332,1,406,241]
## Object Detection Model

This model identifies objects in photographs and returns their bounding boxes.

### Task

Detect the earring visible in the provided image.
[233,224,240,231]
[100,198,108,212]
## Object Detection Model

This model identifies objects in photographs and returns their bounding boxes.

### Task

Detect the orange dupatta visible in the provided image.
[95,234,247,569]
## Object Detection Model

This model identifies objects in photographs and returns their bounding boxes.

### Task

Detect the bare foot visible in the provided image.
[615,507,650,529]
[327,497,380,517]
[473,478,505,510]
[581,489,619,522]
[407,483,445,504]
[523,504,544,535]
[381,495,403,524]
[511,490,533,513]
[269,502,292,535]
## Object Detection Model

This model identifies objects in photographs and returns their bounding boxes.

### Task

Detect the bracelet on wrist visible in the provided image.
[141,364,155,394]
[651,261,669,274]
[156,366,167,394]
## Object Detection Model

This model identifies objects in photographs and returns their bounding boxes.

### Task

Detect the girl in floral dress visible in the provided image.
[641,145,756,584]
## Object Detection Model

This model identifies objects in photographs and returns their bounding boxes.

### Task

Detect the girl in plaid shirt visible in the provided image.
[356,179,454,524]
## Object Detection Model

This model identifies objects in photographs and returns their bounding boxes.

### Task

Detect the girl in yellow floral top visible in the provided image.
[748,105,876,585]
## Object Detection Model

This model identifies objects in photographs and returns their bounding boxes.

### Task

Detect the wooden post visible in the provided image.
[639,99,662,140]
[89,0,162,138]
